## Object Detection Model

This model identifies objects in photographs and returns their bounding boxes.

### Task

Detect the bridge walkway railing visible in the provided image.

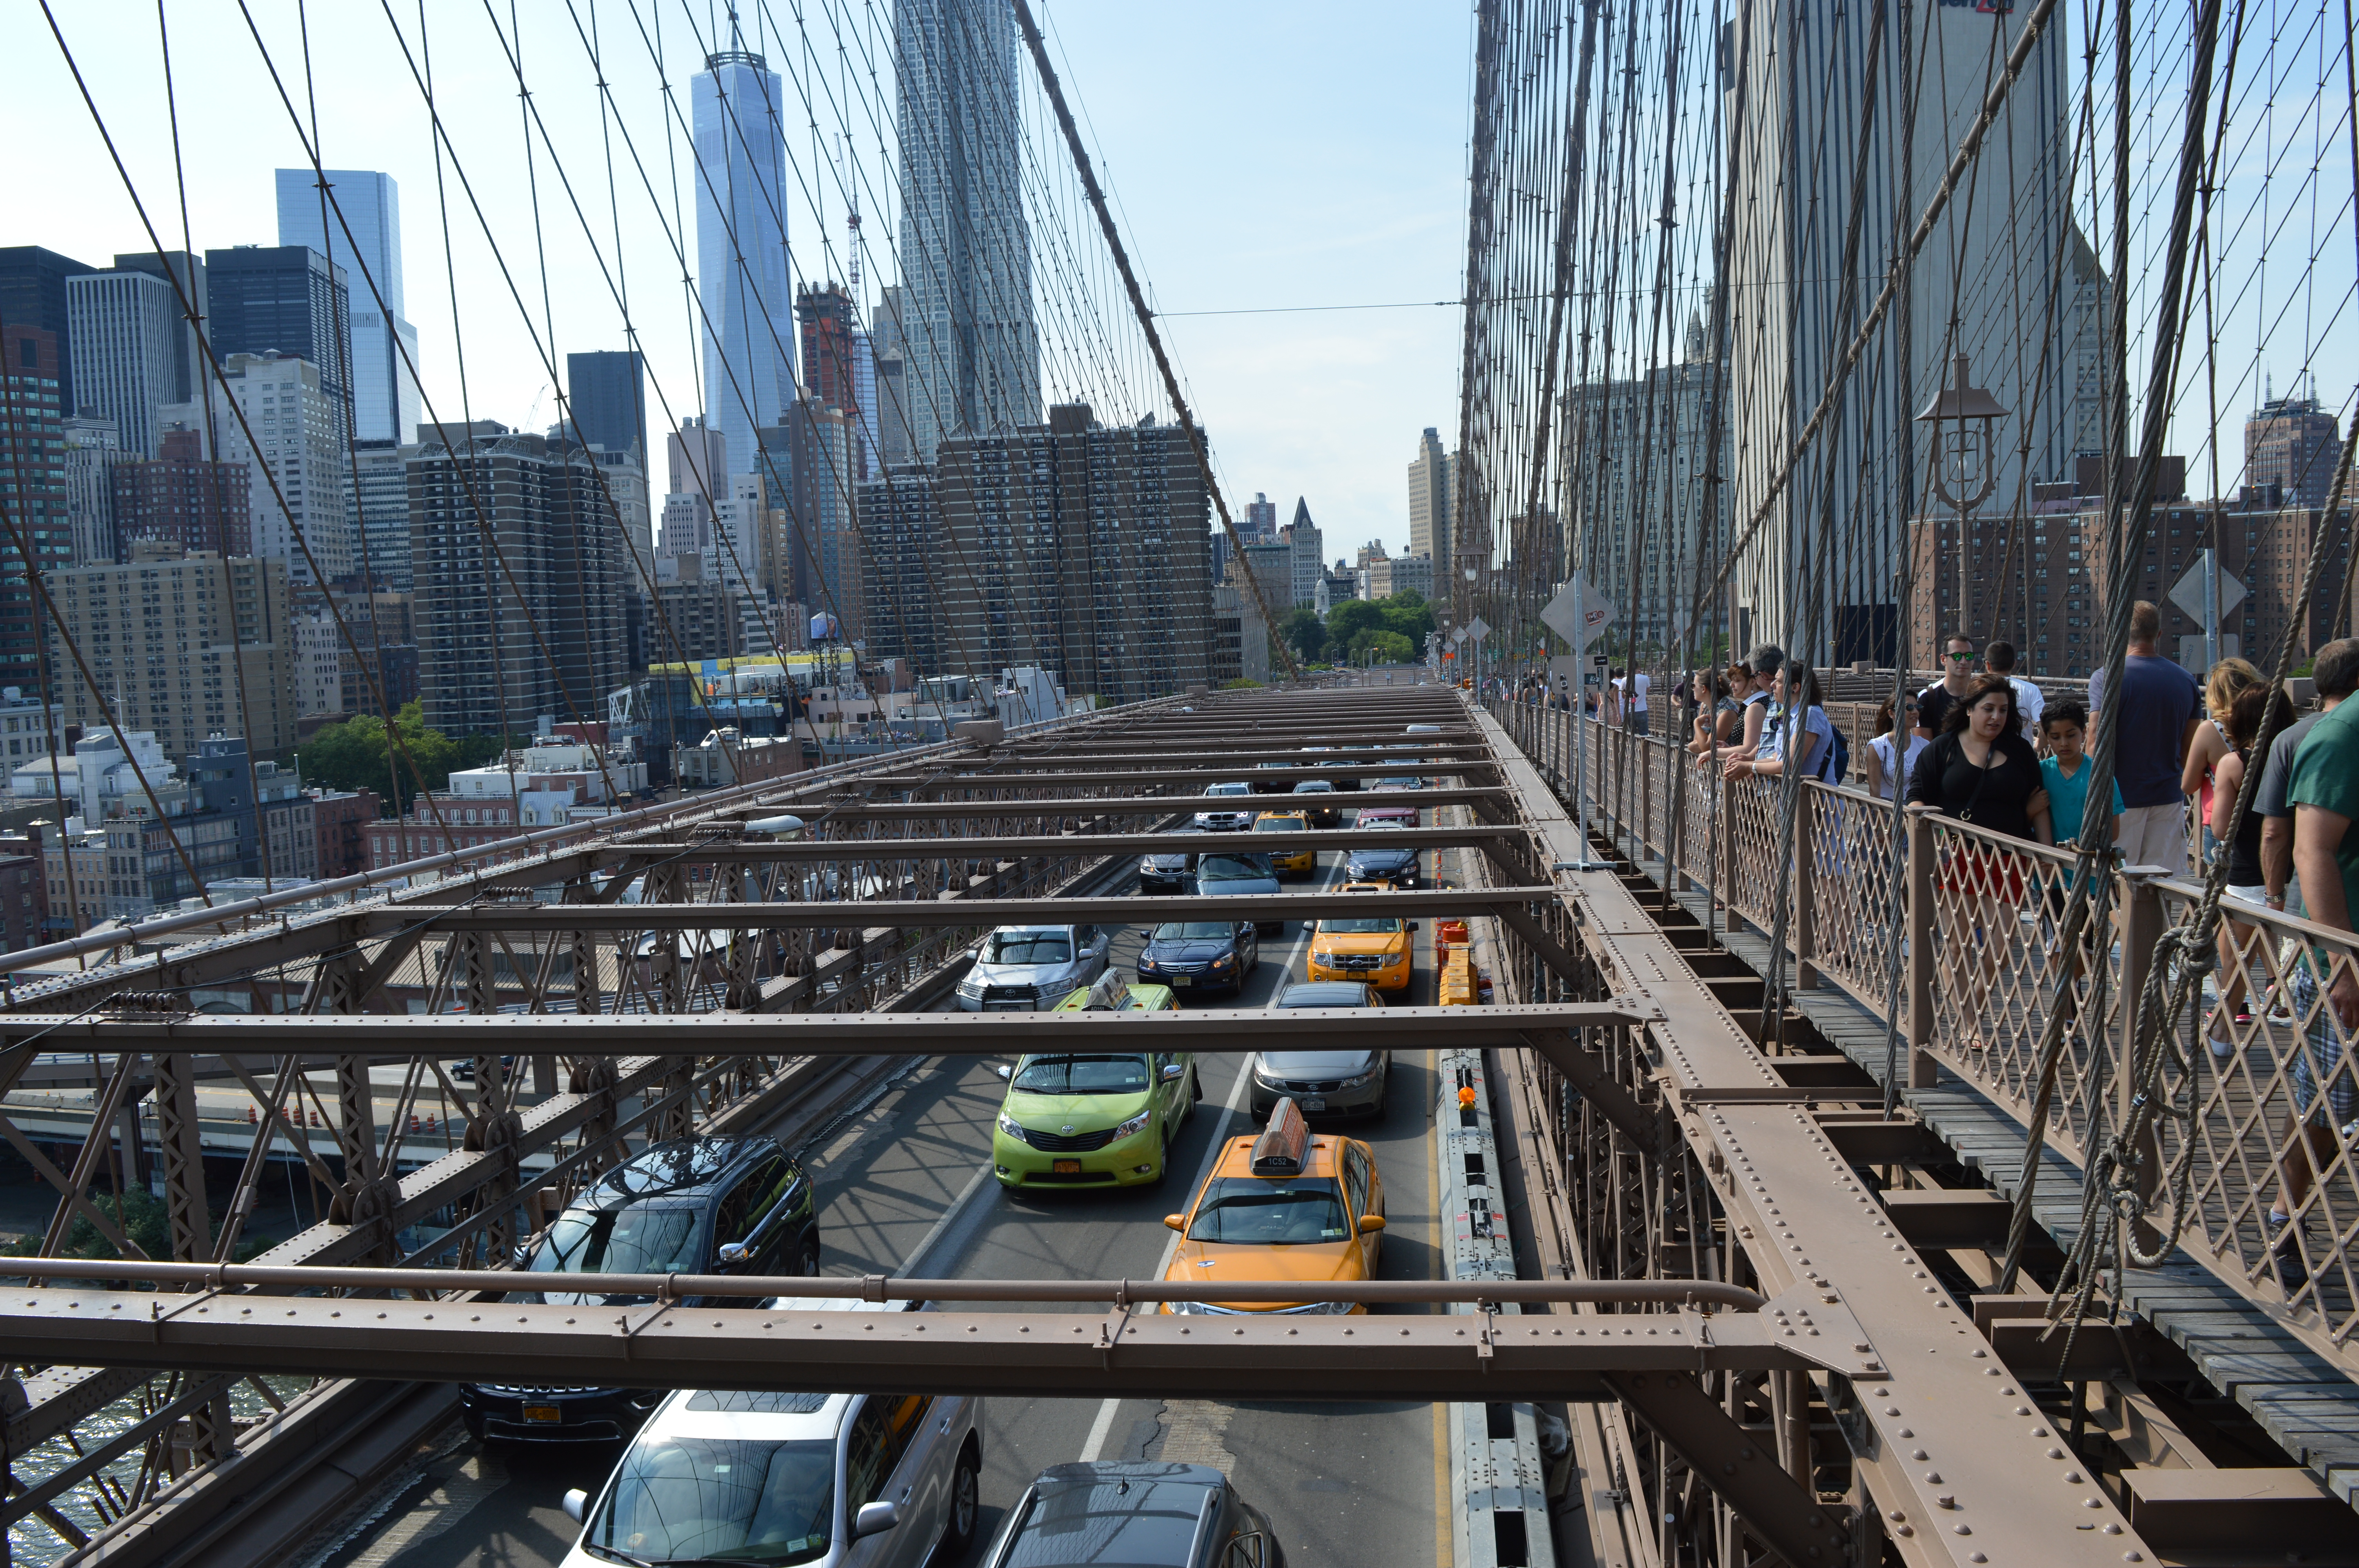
[1491,696,2359,1383]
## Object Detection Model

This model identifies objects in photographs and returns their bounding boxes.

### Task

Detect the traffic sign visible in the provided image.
[2169,550,2245,627]
[1450,627,1469,646]
[1540,573,1615,649]
[1466,616,1492,642]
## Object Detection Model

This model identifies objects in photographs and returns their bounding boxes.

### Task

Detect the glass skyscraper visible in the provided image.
[895,0,1038,465]
[275,169,420,445]
[693,49,796,483]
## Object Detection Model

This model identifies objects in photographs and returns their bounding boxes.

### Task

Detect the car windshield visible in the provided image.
[1185,1177,1350,1244]
[1154,922,1236,940]
[1320,918,1404,935]
[1294,782,1333,791]
[987,932,1071,965]
[1254,817,1305,831]
[532,1204,704,1276]
[1198,855,1270,882]
[1013,1054,1152,1094]
[588,1436,834,1566]
[1207,783,1249,797]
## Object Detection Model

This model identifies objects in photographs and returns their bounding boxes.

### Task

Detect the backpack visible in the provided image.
[1817,710,1850,784]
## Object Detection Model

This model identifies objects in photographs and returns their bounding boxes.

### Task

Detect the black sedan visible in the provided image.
[1138,832,1205,894]
[1137,919,1259,998]
[1343,837,1421,888]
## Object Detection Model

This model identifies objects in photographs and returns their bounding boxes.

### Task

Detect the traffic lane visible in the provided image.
[938,891,1439,1568]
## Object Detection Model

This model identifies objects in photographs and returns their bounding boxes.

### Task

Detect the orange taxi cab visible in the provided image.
[1306,885,1415,993]
[1160,1098,1385,1315]
[1252,810,1316,878]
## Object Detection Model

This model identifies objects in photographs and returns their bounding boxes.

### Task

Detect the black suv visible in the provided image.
[1344,838,1421,888]
[982,1463,1283,1568]
[462,1137,818,1443]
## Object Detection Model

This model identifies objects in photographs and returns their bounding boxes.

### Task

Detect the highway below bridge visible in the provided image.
[1,681,2354,1568]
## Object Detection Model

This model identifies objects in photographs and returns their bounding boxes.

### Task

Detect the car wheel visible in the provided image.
[943,1440,981,1557]
[794,1235,820,1277]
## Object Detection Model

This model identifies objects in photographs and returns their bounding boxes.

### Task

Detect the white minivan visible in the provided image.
[559,1300,983,1568]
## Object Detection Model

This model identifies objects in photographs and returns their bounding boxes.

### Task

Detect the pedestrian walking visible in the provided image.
[1983,640,2045,740]
[2257,638,2359,916]
[1865,693,1930,800]
[2108,601,2204,873]
[1917,632,1979,737]
[2275,688,2359,1292]
[2183,656,2261,862]
[2207,683,2285,1057]
[1906,675,2053,1052]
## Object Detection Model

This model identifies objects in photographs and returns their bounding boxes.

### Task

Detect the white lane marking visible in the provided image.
[894,1156,996,1278]
[1077,851,1340,1463]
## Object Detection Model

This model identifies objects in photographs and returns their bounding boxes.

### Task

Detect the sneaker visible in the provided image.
[2271,1227,2310,1296]
[2208,1036,2235,1061]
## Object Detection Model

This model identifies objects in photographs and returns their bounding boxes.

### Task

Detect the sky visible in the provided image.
[0,0,1473,563]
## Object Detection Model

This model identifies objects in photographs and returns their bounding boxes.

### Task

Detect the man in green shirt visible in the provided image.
[2280,697,2359,1291]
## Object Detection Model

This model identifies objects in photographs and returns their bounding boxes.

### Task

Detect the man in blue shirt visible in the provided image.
[2106,601,2202,872]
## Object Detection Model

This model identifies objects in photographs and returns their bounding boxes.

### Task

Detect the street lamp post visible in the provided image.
[1916,354,2009,664]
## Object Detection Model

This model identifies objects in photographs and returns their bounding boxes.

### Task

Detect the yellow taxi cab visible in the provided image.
[1252,810,1315,878]
[1306,886,1415,993]
[1159,1097,1385,1315]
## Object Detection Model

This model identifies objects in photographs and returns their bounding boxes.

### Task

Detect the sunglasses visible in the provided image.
[1946,651,1976,661]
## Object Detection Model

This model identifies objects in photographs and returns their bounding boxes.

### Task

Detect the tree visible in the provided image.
[1279,607,1327,664]
[1325,599,1389,645]
[1347,627,1417,664]
[298,701,515,817]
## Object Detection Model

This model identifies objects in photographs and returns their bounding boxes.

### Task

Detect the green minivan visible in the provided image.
[990,978,1201,1190]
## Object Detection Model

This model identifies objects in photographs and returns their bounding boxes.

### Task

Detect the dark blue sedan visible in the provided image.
[1137,919,1260,998]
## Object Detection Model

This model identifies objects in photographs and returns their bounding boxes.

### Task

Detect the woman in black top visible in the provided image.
[1905,676,2052,1050]
[2206,684,2282,1053]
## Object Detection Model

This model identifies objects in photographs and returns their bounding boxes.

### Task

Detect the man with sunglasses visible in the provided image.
[1916,634,1979,737]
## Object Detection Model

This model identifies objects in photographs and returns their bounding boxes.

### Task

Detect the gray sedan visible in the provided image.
[1250,981,1389,1119]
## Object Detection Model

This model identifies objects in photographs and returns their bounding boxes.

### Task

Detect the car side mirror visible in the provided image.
[995,1063,1012,1079]
[716,1241,749,1265]
[1163,1213,1185,1232]
[1160,1063,1185,1082]
[1359,1214,1387,1234]
[1225,1530,1270,1568]
[562,1488,589,1524]
[853,1500,900,1540]
[1407,922,1420,932]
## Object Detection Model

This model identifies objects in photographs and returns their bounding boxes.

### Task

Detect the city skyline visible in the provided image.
[0,4,1470,559]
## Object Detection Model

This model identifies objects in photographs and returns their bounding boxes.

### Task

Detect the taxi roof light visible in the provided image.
[1078,971,1131,1011]
[1249,1098,1310,1176]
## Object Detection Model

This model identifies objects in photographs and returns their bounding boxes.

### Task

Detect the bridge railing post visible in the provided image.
[1793,788,1817,990]
[1905,803,1937,1087]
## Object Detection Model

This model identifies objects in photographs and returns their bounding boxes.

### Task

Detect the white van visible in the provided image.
[559,1299,983,1568]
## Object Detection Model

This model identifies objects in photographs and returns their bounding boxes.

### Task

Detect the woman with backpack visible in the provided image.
[1906,675,2053,1051]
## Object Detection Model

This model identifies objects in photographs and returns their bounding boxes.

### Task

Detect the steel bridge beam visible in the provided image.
[0,1002,1651,1053]
[602,826,1524,859]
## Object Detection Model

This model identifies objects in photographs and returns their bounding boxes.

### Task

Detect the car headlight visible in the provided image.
[1112,1109,1154,1141]
[1140,856,1159,872]
[1167,1299,1213,1314]
[1139,955,1161,971]
[1293,1299,1356,1315]
[1209,953,1234,969]
[1340,1068,1380,1089]
[997,1112,1027,1140]
[1382,951,1408,967]
[1309,949,1332,967]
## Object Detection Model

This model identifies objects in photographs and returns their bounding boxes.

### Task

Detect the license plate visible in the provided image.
[1170,976,1192,987]
[1053,1159,1082,1174]
[523,1405,563,1423]
[985,1002,1030,1012]
[1304,1098,1327,1112]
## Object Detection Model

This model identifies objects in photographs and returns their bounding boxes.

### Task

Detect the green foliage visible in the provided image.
[299,701,518,816]
[1348,628,1418,664]
[1320,593,1434,661]
[1221,677,1265,689]
[2,1185,273,1272]
[1278,608,1327,663]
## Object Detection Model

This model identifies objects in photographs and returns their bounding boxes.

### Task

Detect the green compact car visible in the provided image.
[991,980,1201,1191]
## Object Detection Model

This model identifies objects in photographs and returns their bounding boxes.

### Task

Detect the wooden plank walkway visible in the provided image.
[1604,828,2359,1511]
